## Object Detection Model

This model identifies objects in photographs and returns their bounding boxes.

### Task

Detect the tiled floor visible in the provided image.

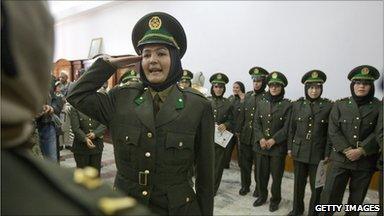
[60,143,380,215]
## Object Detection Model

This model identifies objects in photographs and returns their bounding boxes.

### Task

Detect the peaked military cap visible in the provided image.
[132,12,187,58]
[181,69,193,81]
[301,70,327,84]
[267,71,288,87]
[209,73,229,85]
[249,66,268,80]
[348,65,380,81]
[121,70,138,83]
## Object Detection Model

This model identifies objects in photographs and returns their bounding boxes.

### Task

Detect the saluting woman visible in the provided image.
[67,12,214,215]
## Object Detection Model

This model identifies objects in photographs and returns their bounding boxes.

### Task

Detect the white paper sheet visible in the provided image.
[215,125,234,148]
[315,160,328,188]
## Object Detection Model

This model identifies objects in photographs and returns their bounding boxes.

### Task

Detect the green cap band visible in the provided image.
[138,29,179,50]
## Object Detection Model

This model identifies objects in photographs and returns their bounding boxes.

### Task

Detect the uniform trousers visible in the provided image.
[320,162,374,216]
[292,160,322,216]
[239,144,257,191]
[74,153,102,175]
[256,153,285,205]
[214,145,225,194]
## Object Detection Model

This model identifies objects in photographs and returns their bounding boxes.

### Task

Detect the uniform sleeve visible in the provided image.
[93,123,107,138]
[287,104,297,151]
[360,132,379,156]
[324,135,332,158]
[69,109,87,142]
[272,103,292,144]
[324,102,334,158]
[194,101,214,216]
[66,59,117,126]
[328,102,351,152]
[376,102,383,151]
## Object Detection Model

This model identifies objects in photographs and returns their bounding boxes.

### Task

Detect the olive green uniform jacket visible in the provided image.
[288,97,333,164]
[328,97,381,171]
[253,97,292,156]
[69,108,106,154]
[2,147,150,215]
[67,59,215,215]
[228,95,241,131]
[207,96,233,132]
[237,91,265,145]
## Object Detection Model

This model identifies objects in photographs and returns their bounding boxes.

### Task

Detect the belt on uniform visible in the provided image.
[122,167,187,186]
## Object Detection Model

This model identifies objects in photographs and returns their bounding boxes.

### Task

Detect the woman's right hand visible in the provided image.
[108,55,142,69]
[86,138,96,149]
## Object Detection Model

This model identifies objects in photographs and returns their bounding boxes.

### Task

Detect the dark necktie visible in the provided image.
[153,93,161,116]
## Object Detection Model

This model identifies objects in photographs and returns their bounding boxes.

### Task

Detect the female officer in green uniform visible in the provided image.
[320,65,381,216]
[178,69,193,89]
[287,70,333,216]
[69,108,107,175]
[207,73,233,195]
[67,12,214,215]
[237,66,268,197]
[252,72,291,212]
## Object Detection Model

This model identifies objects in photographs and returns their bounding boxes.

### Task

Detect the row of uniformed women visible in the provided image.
[206,65,382,216]
[67,11,382,216]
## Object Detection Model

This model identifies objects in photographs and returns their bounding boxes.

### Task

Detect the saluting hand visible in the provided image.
[86,138,96,149]
[108,55,142,69]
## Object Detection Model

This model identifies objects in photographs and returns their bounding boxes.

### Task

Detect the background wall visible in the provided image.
[51,1,383,99]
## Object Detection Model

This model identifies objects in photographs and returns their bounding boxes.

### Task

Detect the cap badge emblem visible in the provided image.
[361,67,369,75]
[311,71,318,78]
[149,16,162,30]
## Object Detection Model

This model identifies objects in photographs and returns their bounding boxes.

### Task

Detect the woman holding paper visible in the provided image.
[207,73,234,195]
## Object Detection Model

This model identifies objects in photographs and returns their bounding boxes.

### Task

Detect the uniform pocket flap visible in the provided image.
[166,132,194,149]
[167,184,196,209]
[119,127,140,146]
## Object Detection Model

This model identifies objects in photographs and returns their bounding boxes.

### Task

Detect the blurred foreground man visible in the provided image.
[1,1,149,215]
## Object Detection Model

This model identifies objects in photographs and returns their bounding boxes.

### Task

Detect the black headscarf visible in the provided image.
[266,85,285,103]
[139,45,183,92]
[305,83,323,102]
[350,81,375,106]
[210,83,226,99]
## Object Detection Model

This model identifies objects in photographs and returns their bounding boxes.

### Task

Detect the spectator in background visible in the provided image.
[223,81,245,169]
[58,72,70,96]
[35,75,59,162]
[52,81,66,161]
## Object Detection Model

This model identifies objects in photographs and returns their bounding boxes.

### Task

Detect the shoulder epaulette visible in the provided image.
[336,97,349,103]
[321,97,333,103]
